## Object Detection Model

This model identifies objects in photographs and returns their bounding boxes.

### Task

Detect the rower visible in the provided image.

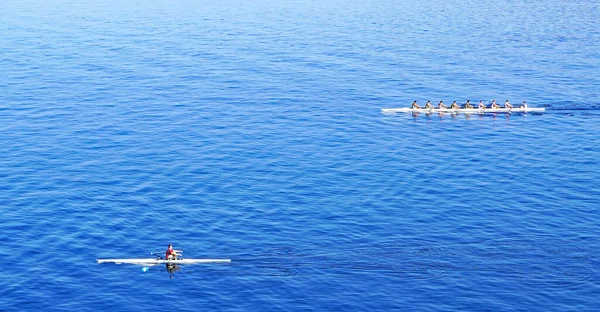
[451,101,460,109]
[505,100,513,109]
[411,101,420,109]
[464,100,474,109]
[438,101,447,109]
[425,101,434,109]
[490,100,500,109]
[166,244,179,260]
[478,101,486,109]
[520,101,527,108]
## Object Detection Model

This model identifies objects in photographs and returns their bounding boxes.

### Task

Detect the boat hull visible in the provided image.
[96,258,231,265]
[381,107,545,114]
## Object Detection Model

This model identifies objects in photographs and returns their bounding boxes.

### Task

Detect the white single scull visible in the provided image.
[381,107,545,114]
[97,258,231,265]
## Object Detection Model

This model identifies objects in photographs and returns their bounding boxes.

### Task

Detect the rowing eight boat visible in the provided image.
[381,107,545,114]
[96,258,231,265]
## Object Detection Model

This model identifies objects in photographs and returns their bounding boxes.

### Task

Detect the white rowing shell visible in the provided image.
[381,107,545,114]
[97,258,231,265]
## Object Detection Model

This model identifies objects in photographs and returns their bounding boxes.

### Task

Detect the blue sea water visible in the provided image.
[1,0,599,310]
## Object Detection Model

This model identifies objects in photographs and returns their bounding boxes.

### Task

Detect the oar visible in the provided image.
[151,251,184,260]
[150,250,183,256]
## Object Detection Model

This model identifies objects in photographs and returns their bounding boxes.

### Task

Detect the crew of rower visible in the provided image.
[409,100,527,109]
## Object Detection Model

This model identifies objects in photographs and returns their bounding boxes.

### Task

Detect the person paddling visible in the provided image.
[425,101,434,109]
[411,101,421,109]
[520,101,527,108]
[504,100,513,109]
[464,100,474,109]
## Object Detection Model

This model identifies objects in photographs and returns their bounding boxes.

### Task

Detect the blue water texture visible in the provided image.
[1,0,600,311]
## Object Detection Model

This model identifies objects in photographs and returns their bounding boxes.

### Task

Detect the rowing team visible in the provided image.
[411,100,528,110]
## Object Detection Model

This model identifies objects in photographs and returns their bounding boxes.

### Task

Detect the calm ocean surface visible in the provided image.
[1,0,599,311]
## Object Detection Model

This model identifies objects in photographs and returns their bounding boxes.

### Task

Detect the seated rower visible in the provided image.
[166,244,181,260]
[425,101,434,109]
[451,101,460,109]
[504,100,513,109]
[478,101,486,109]
[438,101,447,109]
[464,100,474,109]
[411,101,420,109]
[520,101,527,108]
[490,100,500,109]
